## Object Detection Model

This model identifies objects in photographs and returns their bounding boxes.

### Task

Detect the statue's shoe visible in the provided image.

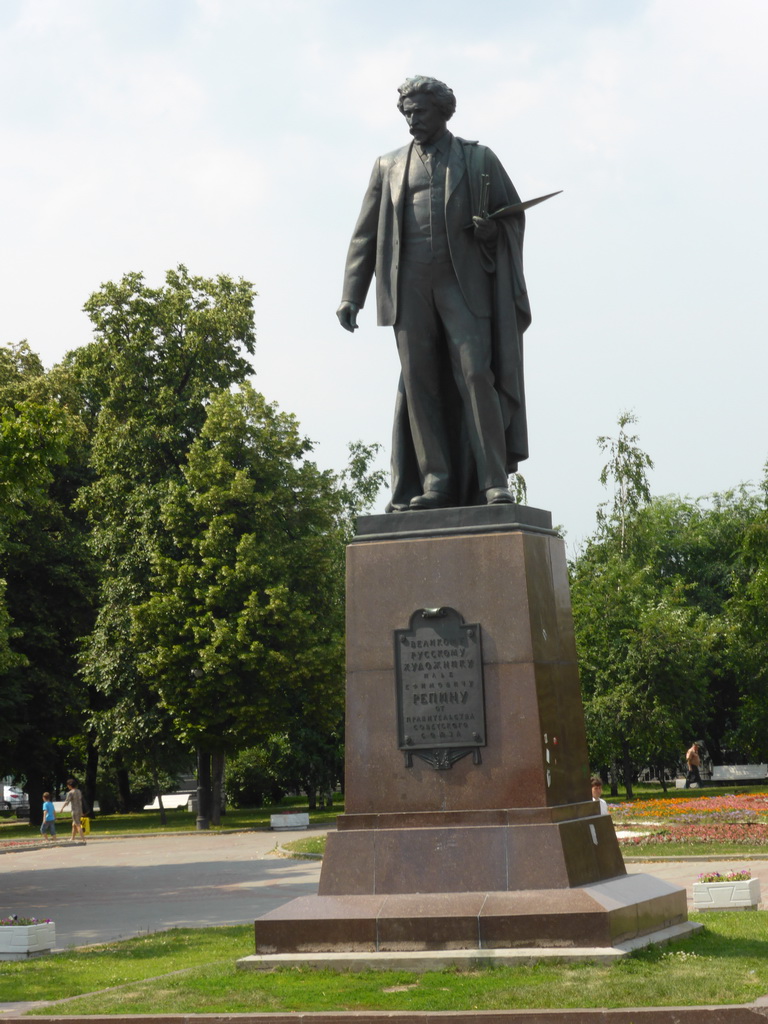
[485,487,515,504]
[409,491,457,510]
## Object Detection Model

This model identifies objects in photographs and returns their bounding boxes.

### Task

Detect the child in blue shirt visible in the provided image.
[40,792,56,839]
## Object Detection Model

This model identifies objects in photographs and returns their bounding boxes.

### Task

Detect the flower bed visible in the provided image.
[619,822,768,846]
[612,791,768,824]
[612,791,768,847]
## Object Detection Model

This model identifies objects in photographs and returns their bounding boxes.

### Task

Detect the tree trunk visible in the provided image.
[26,769,44,828]
[621,737,634,800]
[196,748,211,830]
[152,766,167,826]
[305,781,317,810]
[210,752,225,826]
[85,738,99,817]
[610,760,619,797]
[116,765,132,813]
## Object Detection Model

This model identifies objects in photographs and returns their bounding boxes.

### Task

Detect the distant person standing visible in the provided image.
[61,778,87,843]
[591,776,609,814]
[40,792,56,840]
[684,742,702,789]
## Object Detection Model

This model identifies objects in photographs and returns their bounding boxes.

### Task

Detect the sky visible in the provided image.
[1,0,767,552]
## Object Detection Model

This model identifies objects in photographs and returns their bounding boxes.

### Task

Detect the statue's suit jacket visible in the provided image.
[341,134,530,326]
[341,133,533,504]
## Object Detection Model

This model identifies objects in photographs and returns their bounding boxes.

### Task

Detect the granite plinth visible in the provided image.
[343,514,589,815]
[254,508,692,956]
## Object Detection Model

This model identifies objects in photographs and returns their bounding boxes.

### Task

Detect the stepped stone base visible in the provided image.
[253,507,694,960]
[254,874,689,954]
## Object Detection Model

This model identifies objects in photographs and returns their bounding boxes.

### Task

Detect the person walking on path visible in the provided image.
[685,742,702,789]
[40,792,56,839]
[61,778,87,843]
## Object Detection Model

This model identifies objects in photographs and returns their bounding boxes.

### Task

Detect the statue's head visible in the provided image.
[396,76,456,120]
[397,76,455,145]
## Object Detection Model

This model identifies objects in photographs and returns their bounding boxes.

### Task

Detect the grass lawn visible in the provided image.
[1,914,766,1014]
[277,834,325,858]
[623,843,768,857]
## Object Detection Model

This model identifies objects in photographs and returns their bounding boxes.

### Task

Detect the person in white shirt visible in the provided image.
[591,775,609,815]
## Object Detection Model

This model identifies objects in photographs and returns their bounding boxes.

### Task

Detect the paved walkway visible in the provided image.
[0,829,322,949]
[3,830,768,949]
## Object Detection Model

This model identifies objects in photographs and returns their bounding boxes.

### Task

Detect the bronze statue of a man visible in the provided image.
[337,76,532,511]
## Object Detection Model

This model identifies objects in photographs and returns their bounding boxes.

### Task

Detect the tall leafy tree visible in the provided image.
[725,464,768,759]
[573,412,711,794]
[596,410,654,555]
[132,385,346,747]
[573,411,768,789]
[0,342,95,819]
[131,388,382,804]
[572,547,713,791]
[74,267,257,808]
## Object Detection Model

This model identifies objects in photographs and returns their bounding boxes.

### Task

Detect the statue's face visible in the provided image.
[401,93,447,145]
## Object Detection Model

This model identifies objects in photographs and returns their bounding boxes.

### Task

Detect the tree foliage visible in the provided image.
[131,384,351,752]
[0,342,95,812]
[1,268,385,819]
[596,410,654,555]
[72,268,258,794]
[573,412,768,786]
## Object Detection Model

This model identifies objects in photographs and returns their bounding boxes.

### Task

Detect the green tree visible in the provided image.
[618,489,763,764]
[0,342,95,820]
[596,410,654,555]
[572,412,717,795]
[572,543,712,792]
[724,464,768,759]
[130,384,367,773]
[74,267,257,810]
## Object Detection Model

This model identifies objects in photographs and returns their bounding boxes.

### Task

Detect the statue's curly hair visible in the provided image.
[396,76,456,120]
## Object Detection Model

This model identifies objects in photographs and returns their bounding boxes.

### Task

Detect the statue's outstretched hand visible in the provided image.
[472,215,498,243]
[336,301,360,332]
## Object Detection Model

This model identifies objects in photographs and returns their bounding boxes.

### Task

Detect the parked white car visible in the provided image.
[2,784,28,811]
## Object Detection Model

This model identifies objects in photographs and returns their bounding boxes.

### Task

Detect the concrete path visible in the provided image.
[0,830,323,949]
[3,828,767,951]
[627,855,768,895]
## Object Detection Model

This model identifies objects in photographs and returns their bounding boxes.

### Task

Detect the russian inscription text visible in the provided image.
[394,607,486,769]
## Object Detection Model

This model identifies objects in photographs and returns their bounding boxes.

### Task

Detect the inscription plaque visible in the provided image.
[394,606,486,770]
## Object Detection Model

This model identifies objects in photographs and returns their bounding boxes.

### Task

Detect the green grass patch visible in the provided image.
[4,914,768,1014]
[279,835,325,857]
[0,926,251,1003]
[622,842,768,857]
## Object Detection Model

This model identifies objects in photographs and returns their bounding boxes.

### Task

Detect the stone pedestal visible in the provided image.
[253,506,691,957]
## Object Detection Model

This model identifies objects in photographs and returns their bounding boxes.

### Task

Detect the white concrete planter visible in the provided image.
[0,921,56,959]
[270,812,309,831]
[692,877,761,911]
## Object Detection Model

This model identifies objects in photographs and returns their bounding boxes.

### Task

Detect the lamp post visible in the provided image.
[190,669,210,831]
